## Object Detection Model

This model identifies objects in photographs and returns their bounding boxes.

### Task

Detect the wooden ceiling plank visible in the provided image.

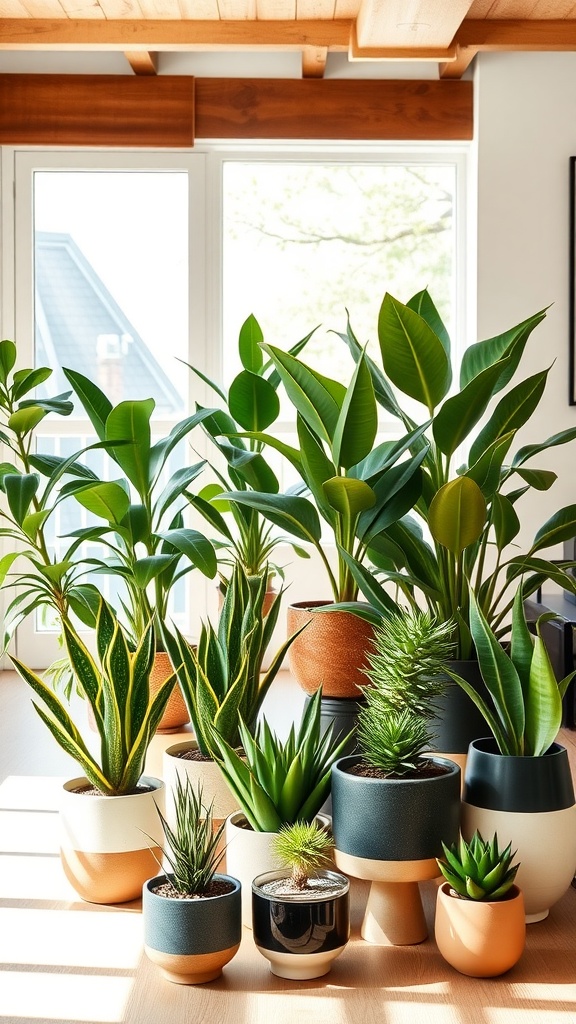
[218,0,257,16]
[457,17,576,47]
[124,47,157,71]
[99,0,145,16]
[136,0,182,15]
[334,0,362,15]
[256,0,295,18]
[355,0,474,49]
[178,0,220,16]
[0,0,30,14]
[302,43,327,74]
[58,0,105,17]
[0,17,352,47]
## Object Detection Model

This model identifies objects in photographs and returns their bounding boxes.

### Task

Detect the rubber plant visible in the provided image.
[338,290,576,656]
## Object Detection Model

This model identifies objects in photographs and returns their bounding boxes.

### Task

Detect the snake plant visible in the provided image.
[153,775,226,896]
[437,831,520,901]
[11,598,176,795]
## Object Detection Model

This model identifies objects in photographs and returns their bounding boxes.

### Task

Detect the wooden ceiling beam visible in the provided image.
[355,0,474,50]
[349,22,457,60]
[439,44,477,79]
[124,50,158,74]
[456,18,576,50]
[302,46,328,77]
[0,18,351,50]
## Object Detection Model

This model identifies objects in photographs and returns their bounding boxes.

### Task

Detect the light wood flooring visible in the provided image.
[2,669,576,1024]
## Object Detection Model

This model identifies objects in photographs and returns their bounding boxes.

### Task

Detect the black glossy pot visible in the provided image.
[463,737,575,812]
[429,660,492,754]
[252,869,350,979]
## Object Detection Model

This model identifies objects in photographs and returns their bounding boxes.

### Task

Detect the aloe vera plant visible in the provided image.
[11,598,176,795]
[447,586,574,756]
[160,561,308,755]
[437,831,520,901]
[210,688,352,832]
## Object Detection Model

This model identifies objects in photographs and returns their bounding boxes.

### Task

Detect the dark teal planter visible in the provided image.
[429,660,492,754]
[143,873,242,984]
[463,737,575,812]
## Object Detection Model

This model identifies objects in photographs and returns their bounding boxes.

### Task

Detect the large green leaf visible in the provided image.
[239,313,264,372]
[105,399,154,497]
[154,462,205,523]
[469,369,548,467]
[514,468,557,491]
[4,473,38,525]
[7,406,46,435]
[469,591,525,754]
[512,425,576,467]
[133,555,177,589]
[261,343,345,443]
[63,368,113,440]
[296,415,337,521]
[460,308,547,391]
[525,621,565,755]
[158,528,217,578]
[0,340,16,383]
[72,480,131,524]
[220,490,322,545]
[323,477,375,520]
[492,493,520,550]
[407,288,451,356]
[12,367,53,400]
[332,350,377,470]
[463,432,515,498]
[530,505,576,553]
[228,370,280,431]
[429,477,486,555]
[433,358,512,457]
[378,293,452,413]
[358,452,427,543]
[335,314,406,421]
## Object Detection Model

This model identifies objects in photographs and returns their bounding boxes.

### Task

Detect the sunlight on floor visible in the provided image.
[0,907,143,969]
[0,808,60,853]
[0,971,134,1022]
[0,854,75,900]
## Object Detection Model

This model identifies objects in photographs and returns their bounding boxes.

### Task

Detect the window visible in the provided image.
[4,144,468,664]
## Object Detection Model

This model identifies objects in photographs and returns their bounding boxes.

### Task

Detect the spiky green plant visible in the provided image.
[210,687,352,832]
[272,820,334,890]
[10,598,176,795]
[160,561,307,756]
[356,699,430,776]
[154,775,226,897]
[364,610,455,718]
[437,831,520,901]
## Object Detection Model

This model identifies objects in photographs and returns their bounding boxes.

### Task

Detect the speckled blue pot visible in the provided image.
[143,873,242,984]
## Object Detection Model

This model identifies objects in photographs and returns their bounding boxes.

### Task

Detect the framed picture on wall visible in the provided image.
[569,156,576,404]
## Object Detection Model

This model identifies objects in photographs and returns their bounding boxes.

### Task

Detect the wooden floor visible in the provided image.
[2,669,576,1024]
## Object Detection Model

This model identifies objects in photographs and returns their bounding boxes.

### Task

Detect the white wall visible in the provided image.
[475,52,576,556]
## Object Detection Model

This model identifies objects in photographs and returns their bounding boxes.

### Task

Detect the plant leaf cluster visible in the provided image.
[446,587,574,756]
[210,688,352,831]
[272,820,334,890]
[437,831,520,901]
[356,702,430,776]
[153,775,226,897]
[160,562,307,755]
[339,291,576,657]
[11,598,175,795]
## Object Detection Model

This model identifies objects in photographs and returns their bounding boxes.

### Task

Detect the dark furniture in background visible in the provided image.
[524,592,576,729]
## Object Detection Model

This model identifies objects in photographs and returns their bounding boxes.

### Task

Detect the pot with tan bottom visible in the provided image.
[435,882,526,977]
[59,775,165,904]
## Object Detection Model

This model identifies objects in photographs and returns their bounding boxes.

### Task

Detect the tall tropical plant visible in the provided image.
[218,343,428,603]
[339,290,576,656]
[60,369,217,646]
[11,598,175,794]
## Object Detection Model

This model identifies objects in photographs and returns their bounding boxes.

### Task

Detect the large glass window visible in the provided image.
[6,146,467,664]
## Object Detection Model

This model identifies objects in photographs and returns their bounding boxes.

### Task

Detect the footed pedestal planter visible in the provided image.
[462,738,576,922]
[143,873,242,984]
[332,755,460,945]
[59,776,165,905]
[435,882,526,977]
[252,869,350,980]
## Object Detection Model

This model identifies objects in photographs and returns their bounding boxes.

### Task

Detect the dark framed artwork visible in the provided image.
[565,155,569,403]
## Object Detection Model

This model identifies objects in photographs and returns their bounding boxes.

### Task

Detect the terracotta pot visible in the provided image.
[59,775,165,905]
[150,651,190,732]
[287,601,375,698]
[143,872,242,984]
[435,882,526,977]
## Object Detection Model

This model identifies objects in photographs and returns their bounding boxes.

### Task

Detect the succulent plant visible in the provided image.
[363,609,455,719]
[437,831,520,901]
[154,774,226,897]
[356,698,430,776]
[272,820,334,890]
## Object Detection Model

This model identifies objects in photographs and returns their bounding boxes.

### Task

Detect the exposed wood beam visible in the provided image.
[349,23,456,61]
[439,44,477,79]
[456,18,576,51]
[124,50,158,75]
[355,0,473,50]
[194,78,473,140]
[302,45,328,78]
[0,18,351,50]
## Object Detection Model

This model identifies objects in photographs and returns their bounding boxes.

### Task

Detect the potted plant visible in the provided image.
[331,610,461,945]
[447,585,576,922]
[210,687,352,926]
[143,774,242,985]
[220,344,427,698]
[339,290,576,749]
[160,560,308,828]
[60,367,218,729]
[10,597,176,904]
[185,313,312,592]
[435,830,525,977]
[252,820,350,980]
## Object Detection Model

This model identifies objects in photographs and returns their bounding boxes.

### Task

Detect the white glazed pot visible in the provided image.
[163,740,240,828]
[59,775,164,905]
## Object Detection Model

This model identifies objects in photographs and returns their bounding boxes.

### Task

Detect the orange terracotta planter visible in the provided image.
[149,651,190,733]
[434,882,526,977]
[287,601,375,698]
